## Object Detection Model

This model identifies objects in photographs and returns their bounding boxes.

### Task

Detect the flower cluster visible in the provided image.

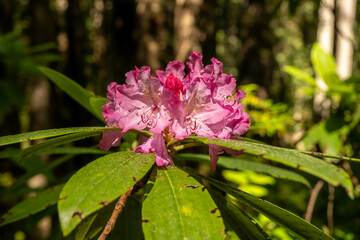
[99,52,250,171]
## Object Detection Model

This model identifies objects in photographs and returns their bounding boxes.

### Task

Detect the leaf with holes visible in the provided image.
[208,189,270,240]
[188,137,353,198]
[0,127,119,147]
[58,151,155,236]
[177,153,310,187]
[186,169,333,240]
[142,166,225,240]
[20,131,103,161]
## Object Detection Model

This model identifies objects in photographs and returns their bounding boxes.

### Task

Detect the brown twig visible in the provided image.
[304,180,324,222]
[98,166,155,240]
[343,161,360,195]
[98,188,133,240]
[327,184,334,237]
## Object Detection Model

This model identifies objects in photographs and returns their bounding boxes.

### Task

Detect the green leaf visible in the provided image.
[310,43,346,91]
[20,131,103,161]
[184,170,333,240]
[40,147,108,155]
[282,65,316,86]
[189,137,353,198]
[58,151,155,236]
[38,67,94,113]
[142,166,225,240]
[89,97,108,124]
[311,43,337,80]
[209,189,270,240]
[75,213,98,240]
[38,67,108,121]
[177,153,311,188]
[0,184,63,227]
[0,127,120,147]
[79,195,144,240]
[9,155,75,191]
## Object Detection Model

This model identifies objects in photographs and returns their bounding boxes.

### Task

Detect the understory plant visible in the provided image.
[0,52,358,239]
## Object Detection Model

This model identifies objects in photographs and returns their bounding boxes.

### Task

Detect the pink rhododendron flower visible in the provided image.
[99,52,250,171]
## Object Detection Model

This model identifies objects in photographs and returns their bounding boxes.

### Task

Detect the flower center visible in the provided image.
[165,73,183,92]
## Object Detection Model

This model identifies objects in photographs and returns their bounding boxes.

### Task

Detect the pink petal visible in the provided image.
[135,134,173,167]
[208,144,223,172]
[99,130,125,151]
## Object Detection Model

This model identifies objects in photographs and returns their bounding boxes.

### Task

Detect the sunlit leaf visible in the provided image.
[0,127,120,147]
[209,189,270,240]
[283,65,316,86]
[20,131,103,161]
[38,67,95,116]
[0,184,63,227]
[177,153,310,187]
[58,151,155,236]
[89,97,108,124]
[183,168,333,240]
[142,166,225,240]
[187,137,353,198]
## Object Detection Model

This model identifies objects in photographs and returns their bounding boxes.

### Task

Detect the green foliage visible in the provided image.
[177,153,310,188]
[0,184,63,227]
[188,136,353,198]
[142,166,225,239]
[183,167,333,240]
[209,190,270,240]
[0,31,60,125]
[2,67,356,240]
[241,84,294,137]
[38,67,106,123]
[58,151,155,236]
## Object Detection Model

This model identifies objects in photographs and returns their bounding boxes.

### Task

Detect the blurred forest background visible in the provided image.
[1,0,360,239]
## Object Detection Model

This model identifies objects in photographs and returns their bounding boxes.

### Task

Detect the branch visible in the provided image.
[98,166,154,240]
[343,161,360,195]
[300,151,360,162]
[98,188,132,240]
[327,184,334,237]
[304,180,324,222]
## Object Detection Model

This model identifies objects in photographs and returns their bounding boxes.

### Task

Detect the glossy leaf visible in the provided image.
[0,184,63,227]
[142,166,225,240]
[189,137,353,198]
[89,97,108,123]
[184,169,333,240]
[177,153,310,187]
[0,127,119,147]
[40,147,108,155]
[58,151,155,236]
[208,189,270,240]
[20,131,103,160]
[38,67,95,116]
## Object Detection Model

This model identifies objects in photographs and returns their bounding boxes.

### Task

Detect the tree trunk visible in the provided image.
[174,0,202,62]
[136,0,167,69]
[28,0,57,131]
[314,0,335,118]
[335,0,357,80]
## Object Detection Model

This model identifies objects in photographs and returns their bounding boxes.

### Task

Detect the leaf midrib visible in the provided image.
[164,170,186,239]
